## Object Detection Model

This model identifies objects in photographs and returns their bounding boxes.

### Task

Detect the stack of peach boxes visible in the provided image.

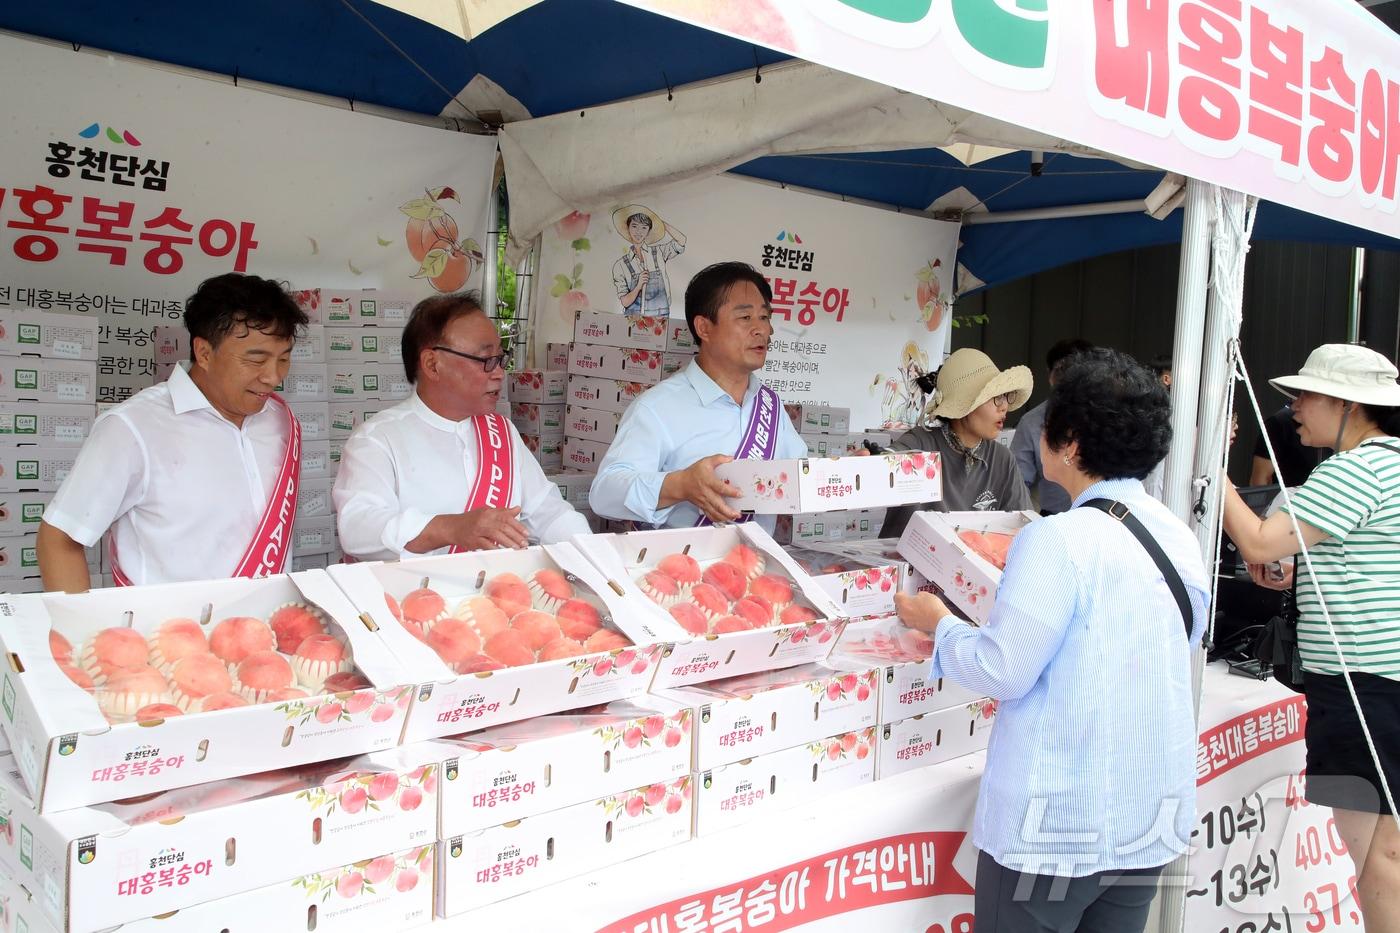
[0,309,100,592]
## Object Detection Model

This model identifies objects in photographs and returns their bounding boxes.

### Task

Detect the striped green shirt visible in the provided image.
[1283,438,1400,677]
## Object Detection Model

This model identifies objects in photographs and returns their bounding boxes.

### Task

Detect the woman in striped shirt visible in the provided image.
[1224,343,1400,933]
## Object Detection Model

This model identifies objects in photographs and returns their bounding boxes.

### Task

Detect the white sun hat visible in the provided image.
[1270,344,1400,407]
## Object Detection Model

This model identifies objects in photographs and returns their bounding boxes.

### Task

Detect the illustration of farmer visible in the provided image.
[881,341,932,428]
[611,204,686,317]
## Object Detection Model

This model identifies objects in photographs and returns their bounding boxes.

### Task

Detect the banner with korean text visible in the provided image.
[0,33,496,402]
[537,174,959,431]
[623,0,1400,239]
[1186,666,1362,932]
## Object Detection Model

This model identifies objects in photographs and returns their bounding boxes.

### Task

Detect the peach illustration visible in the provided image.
[364,855,396,885]
[624,795,645,817]
[663,728,683,748]
[665,794,684,815]
[642,715,666,739]
[553,211,590,241]
[407,211,458,263]
[399,786,424,811]
[622,726,643,749]
[841,732,858,752]
[335,871,364,898]
[395,868,420,892]
[856,743,870,760]
[593,657,613,677]
[316,701,344,724]
[423,770,438,795]
[856,684,871,702]
[368,772,400,802]
[825,743,841,761]
[559,290,590,317]
[343,690,376,714]
[826,682,842,702]
[339,786,367,814]
[370,703,396,723]
[631,658,649,675]
[644,783,667,807]
[616,648,637,667]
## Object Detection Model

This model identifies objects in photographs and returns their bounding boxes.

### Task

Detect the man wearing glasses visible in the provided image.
[334,292,588,558]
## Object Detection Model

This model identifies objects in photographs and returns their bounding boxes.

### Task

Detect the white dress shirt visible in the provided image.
[333,393,588,560]
[44,364,292,586]
[588,361,808,531]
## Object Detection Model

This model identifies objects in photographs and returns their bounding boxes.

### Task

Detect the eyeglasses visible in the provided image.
[433,345,508,373]
[990,392,1015,409]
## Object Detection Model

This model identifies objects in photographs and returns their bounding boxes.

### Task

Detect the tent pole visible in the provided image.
[1162,180,1215,523]
[485,180,501,332]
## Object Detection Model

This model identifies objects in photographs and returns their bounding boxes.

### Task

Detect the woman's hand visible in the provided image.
[1247,561,1295,591]
[894,591,952,633]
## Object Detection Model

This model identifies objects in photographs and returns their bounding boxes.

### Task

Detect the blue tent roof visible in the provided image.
[4,0,1396,289]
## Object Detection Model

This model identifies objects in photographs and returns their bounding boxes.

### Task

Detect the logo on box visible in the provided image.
[17,460,38,479]
[15,369,37,389]
[17,323,40,345]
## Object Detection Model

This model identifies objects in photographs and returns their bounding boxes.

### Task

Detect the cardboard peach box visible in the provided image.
[328,400,381,439]
[434,696,692,836]
[566,343,687,386]
[0,845,435,933]
[0,490,51,537]
[0,357,95,405]
[784,403,850,435]
[545,342,570,372]
[830,618,986,723]
[693,726,877,836]
[716,451,942,514]
[0,402,94,446]
[520,432,563,471]
[437,775,692,916]
[299,439,333,480]
[327,543,667,744]
[571,524,846,690]
[0,446,76,492]
[0,571,414,811]
[897,510,1039,625]
[510,402,565,436]
[287,401,330,442]
[327,326,403,364]
[296,476,333,519]
[291,513,338,557]
[507,370,568,405]
[274,362,329,404]
[0,744,438,932]
[547,471,593,506]
[572,309,696,354]
[562,435,609,473]
[0,309,100,361]
[784,545,903,619]
[563,404,622,444]
[656,662,878,771]
[565,374,648,414]
[876,701,997,779]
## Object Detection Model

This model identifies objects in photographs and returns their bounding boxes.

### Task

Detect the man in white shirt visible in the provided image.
[334,293,587,559]
[38,274,308,590]
[589,261,808,530]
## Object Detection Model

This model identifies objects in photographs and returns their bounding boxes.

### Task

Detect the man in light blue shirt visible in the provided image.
[1011,338,1091,515]
[589,261,808,530]
[898,349,1207,933]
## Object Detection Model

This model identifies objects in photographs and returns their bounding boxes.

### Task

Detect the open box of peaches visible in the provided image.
[570,523,847,689]
[0,571,412,812]
[328,541,670,743]
[896,510,1038,625]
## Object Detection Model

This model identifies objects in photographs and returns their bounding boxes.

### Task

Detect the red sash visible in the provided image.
[111,394,302,585]
[447,412,516,554]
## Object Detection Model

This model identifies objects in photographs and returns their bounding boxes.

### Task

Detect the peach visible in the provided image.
[401,588,446,627]
[98,666,173,721]
[170,654,234,710]
[83,626,149,682]
[539,638,586,661]
[427,618,483,668]
[370,704,396,723]
[749,574,794,608]
[665,794,684,815]
[484,630,535,667]
[552,210,590,241]
[209,617,275,666]
[701,562,746,601]
[267,687,310,702]
[399,786,423,811]
[841,732,858,752]
[668,603,709,636]
[733,596,774,629]
[406,210,458,263]
[622,726,642,748]
[559,289,590,317]
[663,728,684,748]
[48,629,72,664]
[455,597,509,640]
[528,568,574,612]
[395,868,420,892]
[593,657,613,677]
[133,703,183,722]
[510,610,561,652]
[235,650,295,703]
[455,654,505,674]
[779,604,820,625]
[712,615,750,634]
[293,634,353,691]
[722,543,766,580]
[429,247,470,292]
[269,604,328,655]
[485,573,532,618]
[584,629,631,653]
[323,671,373,692]
[642,715,666,739]
[316,701,344,723]
[556,599,602,641]
[147,618,209,672]
[638,569,681,607]
[60,663,94,691]
[690,583,730,620]
[657,553,702,589]
[624,795,645,817]
[343,690,376,714]
[202,691,251,712]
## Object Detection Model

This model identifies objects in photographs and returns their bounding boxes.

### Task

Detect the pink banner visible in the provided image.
[622,0,1400,238]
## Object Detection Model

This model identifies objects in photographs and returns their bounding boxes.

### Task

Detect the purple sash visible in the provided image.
[696,384,780,526]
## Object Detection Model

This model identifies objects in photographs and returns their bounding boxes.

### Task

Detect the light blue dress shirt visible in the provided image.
[588,361,808,530]
[931,477,1209,877]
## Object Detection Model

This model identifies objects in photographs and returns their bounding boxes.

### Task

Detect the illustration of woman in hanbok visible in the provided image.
[611,204,686,318]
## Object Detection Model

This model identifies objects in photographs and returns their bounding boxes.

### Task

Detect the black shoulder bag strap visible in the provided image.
[1081,498,1194,640]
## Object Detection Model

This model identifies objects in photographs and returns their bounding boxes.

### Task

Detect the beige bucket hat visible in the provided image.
[1270,344,1400,406]
[612,204,666,244]
[925,348,1033,420]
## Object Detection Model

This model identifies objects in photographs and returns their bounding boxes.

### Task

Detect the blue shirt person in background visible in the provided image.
[590,261,807,531]
[897,348,1209,933]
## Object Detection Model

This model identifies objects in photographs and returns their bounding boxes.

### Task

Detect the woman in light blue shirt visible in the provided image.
[897,348,1209,933]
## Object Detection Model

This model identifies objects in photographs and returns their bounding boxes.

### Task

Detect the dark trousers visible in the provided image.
[973,851,1164,933]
